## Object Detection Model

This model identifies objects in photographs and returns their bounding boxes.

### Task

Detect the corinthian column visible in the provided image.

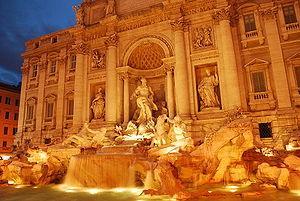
[164,65,175,119]
[171,17,191,118]
[17,60,29,143]
[260,7,291,108]
[213,6,241,109]
[105,33,118,126]
[73,41,89,130]
[122,73,130,124]
[56,49,66,137]
[36,55,47,143]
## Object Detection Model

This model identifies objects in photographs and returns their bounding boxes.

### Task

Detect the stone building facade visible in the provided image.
[0,82,20,152]
[16,0,300,147]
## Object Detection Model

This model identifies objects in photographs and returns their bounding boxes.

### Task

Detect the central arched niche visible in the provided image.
[127,42,165,70]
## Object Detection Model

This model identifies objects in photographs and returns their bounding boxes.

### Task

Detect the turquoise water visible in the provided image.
[0,185,300,201]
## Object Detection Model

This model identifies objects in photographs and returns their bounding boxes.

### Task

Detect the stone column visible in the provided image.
[165,65,175,119]
[73,41,88,130]
[55,49,66,138]
[213,7,241,109]
[260,7,291,108]
[122,74,130,124]
[17,60,29,142]
[35,55,47,143]
[171,18,191,118]
[105,33,118,126]
[117,74,124,123]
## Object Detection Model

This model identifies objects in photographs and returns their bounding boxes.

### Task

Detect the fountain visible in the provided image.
[1,78,300,200]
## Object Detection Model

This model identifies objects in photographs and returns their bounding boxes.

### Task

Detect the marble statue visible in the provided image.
[73,4,84,27]
[131,77,158,125]
[105,0,116,16]
[91,87,105,119]
[154,114,170,146]
[197,70,220,110]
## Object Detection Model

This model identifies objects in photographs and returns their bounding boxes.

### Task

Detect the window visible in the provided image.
[244,14,257,32]
[2,141,7,147]
[15,99,19,106]
[32,64,38,78]
[5,97,11,105]
[283,5,297,24]
[70,55,76,70]
[4,127,8,135]
[0,96,2,103]
[259,123,272,138]
[26,105,34,120]
[50,60,57,74]
[44,138,51,144]
[13,128,18,135]
[34,42,40,49]
[14,113,18,121]
[46,102,54,118]
[5,112,9,119]
[251,72,267,93]
[294,66,300,88]
[67,99,74,116]
[51,36,58,43]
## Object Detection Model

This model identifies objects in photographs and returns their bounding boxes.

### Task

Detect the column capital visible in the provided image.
[119,72,131,80]
[170,17,189,31]
[73,41,90,55]
[21,62,30,75]
[105,33,119,47]
[38,59,48,70]
[164,64,174,73]
[259,7,278,20]
[212,6,231,24]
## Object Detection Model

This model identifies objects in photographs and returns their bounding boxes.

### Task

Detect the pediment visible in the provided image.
[287,53,300,61]
[244,58,269,68]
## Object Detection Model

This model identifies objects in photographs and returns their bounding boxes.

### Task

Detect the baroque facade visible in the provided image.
[16,0,300,147]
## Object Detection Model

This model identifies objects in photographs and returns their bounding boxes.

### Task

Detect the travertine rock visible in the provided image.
[284,155,300,171]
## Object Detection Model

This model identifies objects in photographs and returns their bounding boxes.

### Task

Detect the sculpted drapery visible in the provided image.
[131,78,158,125]
[198,70,220,110]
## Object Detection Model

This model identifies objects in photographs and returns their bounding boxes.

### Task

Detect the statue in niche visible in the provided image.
[73,4,85,27]
[198,69,220,110]
[105,0,116,16]
[193,26,213,49]
[91,50,105,69]
[91,87,105,119]
[131,77,158,125]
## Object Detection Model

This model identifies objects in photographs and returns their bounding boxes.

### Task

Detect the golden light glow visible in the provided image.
[290,190,300,196]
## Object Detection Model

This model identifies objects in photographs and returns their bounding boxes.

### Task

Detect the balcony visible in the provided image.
[282,22,300,41]
[241,29,265,48]
[249,91,276,111]
[285,22,300,31]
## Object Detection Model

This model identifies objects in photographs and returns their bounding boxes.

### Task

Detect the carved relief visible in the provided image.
[91,49,105,69]
[192,25,214,50]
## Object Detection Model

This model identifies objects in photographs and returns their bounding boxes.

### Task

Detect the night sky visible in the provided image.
[0,0,81,85]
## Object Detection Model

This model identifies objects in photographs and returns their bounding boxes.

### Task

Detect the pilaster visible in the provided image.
[260,6,292,108]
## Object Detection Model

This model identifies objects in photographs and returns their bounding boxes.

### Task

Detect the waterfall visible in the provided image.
[64,154,136,188]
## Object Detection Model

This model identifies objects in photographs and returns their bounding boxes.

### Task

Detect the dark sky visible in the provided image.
[0,0,81,85]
